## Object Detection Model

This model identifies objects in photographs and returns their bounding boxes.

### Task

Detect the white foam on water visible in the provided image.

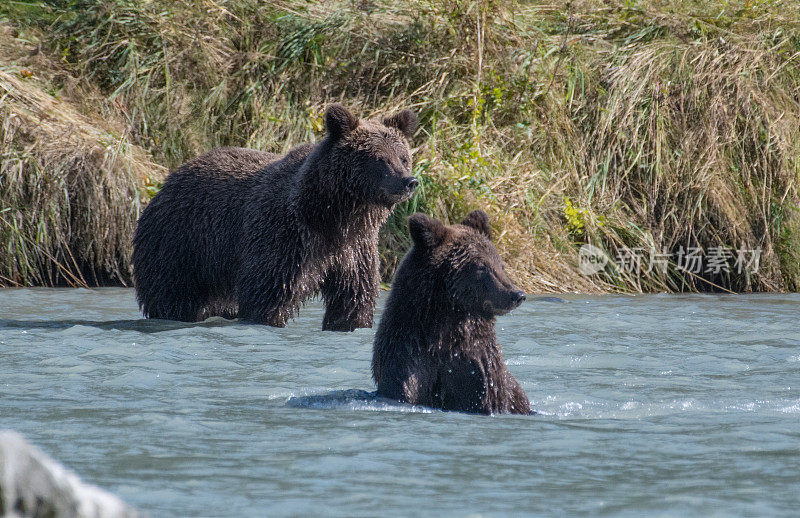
[285,389,434,413]
[778,398,800,414]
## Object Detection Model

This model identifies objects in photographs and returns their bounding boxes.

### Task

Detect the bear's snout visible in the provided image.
[511,290,526,307]
[381,175,418,202]
[498,289,526,313]
[480,288,525,316]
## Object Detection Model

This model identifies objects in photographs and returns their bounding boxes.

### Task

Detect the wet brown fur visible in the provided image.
[373,211,531,414]
[132,105,417,330]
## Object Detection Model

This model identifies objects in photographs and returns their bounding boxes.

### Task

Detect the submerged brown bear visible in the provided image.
[132,105,417,330]
[372,211,531,414]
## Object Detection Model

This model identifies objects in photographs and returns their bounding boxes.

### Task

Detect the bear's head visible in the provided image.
[323,104,418,206]
[407,211,526,317]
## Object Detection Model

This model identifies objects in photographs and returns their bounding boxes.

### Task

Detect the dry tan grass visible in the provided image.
[0,24,166,286]
[2,1,799,292]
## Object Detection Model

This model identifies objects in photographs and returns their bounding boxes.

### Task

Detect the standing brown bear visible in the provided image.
[132,105,417,330]
[372,211,531,414]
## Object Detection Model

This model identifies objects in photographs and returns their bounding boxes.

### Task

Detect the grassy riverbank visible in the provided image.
[1,0,799,292]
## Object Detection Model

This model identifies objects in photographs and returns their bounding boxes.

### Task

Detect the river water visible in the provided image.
[0,288,798,516]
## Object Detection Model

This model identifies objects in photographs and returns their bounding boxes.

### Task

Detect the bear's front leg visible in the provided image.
[375,347,437,407]
[506,373,532,415]
[321,250,379,331]
[438,357,491,414]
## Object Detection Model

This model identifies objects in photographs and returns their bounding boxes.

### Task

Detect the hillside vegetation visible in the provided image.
[1,0,799,292]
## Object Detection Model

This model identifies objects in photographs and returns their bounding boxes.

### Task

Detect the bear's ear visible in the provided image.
[408,213,448,250]
[325,104,359,140]
[383,109,418,138]
[461,210,493,240]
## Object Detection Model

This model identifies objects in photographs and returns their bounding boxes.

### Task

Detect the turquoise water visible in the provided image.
[1,288,798,516]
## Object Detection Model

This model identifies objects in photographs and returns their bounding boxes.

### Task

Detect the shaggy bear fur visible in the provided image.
[372,211,531,414]
[132,105,418,330]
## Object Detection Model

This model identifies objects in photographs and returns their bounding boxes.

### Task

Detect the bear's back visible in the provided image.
[151,145,315,223]
[177,147,280,179]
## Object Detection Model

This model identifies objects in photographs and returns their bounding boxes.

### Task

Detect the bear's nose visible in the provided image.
[404,177,419,191]
[512,291,526,306]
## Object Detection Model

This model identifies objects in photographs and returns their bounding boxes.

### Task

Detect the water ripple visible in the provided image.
[1,288,798,517]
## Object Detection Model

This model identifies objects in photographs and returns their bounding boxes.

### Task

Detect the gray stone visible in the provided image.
[0,431,140,518]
